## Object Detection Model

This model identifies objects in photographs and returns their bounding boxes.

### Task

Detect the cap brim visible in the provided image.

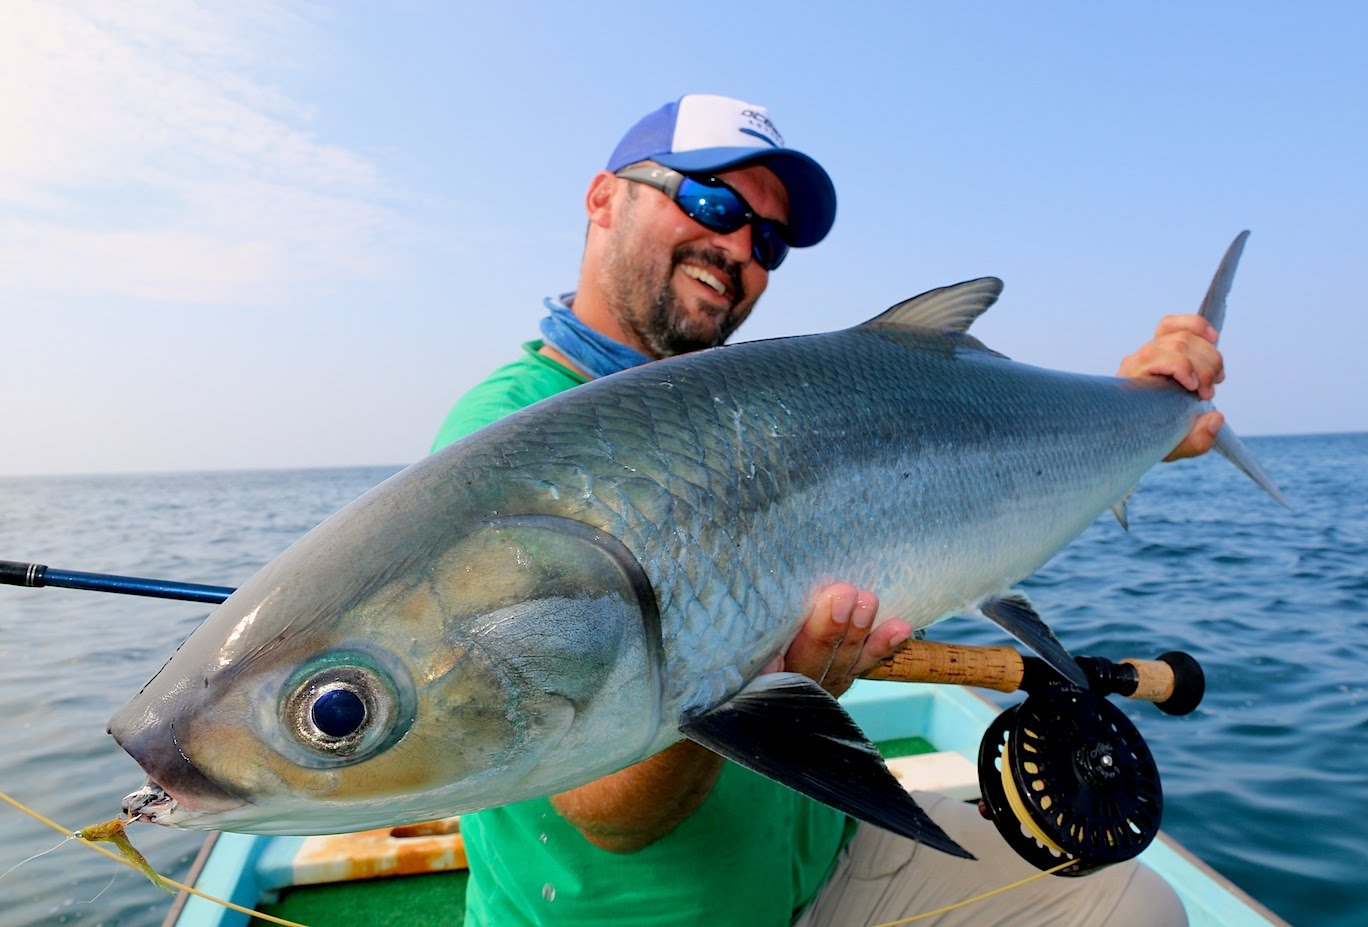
[653,147,836,247]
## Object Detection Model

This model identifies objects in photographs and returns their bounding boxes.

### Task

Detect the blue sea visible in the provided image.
[0,433,1364,927]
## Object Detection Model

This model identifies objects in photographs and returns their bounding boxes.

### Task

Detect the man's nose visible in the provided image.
[708,222,755,268]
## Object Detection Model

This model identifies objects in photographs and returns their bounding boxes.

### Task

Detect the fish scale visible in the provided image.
[397,334,1142,695]
[466,325,1195,719]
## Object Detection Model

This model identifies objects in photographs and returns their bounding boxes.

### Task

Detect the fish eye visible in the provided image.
[311,685,367,738]
[280,656,410,765]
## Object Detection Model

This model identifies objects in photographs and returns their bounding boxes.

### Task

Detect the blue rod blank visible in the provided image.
[0,560,233,604]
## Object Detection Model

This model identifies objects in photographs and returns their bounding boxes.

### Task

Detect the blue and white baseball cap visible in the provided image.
[606,94,837,248]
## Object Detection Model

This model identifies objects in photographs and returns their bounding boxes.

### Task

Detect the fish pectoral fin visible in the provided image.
[679,673,973,860]
[977,592,1088,687]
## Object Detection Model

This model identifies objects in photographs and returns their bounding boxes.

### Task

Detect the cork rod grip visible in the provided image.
[860,639,1026,692]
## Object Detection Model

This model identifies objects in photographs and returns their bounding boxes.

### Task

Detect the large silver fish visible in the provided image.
[112,233,1282,857]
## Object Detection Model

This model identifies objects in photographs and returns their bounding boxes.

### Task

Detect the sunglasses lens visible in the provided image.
[753,222,789,271]
[675,175,789,271]
[676,177,748,234]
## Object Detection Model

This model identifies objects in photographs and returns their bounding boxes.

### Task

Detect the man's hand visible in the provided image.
[764,583,912,698]
[1117,314,1226,460]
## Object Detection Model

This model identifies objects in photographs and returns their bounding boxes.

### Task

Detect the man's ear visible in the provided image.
[585,171,617,229]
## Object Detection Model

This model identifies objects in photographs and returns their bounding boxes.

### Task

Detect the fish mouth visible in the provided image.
[121,779,201,826]
[109,712,247,825]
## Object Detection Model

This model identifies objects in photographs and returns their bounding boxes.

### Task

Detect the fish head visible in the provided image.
[109,473,664,835]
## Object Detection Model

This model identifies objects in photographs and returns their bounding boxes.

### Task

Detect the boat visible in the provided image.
[160,679,1292,927]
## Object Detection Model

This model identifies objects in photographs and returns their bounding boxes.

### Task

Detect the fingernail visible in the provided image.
[853,606,873,629]
[889,632,910,648]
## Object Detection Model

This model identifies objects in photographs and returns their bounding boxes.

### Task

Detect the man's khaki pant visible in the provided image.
[794,791,1187,927]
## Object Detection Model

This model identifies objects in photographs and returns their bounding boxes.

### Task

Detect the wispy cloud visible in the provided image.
[0,0,399,303]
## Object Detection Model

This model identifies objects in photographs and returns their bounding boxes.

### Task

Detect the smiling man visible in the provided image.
[431,94,1211,926]
[431,95,844,448]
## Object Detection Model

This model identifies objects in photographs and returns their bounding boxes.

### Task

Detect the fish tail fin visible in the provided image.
[1213,423,1291,508]
[1197,231,1248,334]
[1192,232,1291,508]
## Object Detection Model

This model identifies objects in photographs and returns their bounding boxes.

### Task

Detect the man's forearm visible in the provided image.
[549,740,725,853]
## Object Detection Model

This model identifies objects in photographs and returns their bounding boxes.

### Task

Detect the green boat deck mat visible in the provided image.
[259,869,469,927]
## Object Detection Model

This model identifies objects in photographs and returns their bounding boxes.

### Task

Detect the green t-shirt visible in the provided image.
[432,340,855,927]
[431,341,591,453]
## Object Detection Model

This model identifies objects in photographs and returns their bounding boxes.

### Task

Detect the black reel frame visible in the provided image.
[978,684,1163,876]
[975,665,1182,876]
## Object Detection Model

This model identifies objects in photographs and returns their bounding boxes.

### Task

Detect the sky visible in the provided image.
[1,1,1364,477]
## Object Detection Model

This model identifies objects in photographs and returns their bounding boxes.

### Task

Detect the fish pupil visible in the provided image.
[312,688,366,738]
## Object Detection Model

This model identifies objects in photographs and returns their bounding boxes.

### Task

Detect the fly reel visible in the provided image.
[977,686,1163,876]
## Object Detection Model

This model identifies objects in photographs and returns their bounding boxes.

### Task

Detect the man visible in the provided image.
[433,94,1217,926]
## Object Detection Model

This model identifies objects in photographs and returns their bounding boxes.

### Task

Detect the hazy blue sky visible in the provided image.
[2,1,1363,476]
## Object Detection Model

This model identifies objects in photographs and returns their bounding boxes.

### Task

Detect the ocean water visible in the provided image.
[0,433,1364,927]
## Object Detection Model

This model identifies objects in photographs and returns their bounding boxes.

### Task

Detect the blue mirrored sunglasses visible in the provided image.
[615,164,791,271]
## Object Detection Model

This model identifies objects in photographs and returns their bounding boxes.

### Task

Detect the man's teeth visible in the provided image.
[683,265,726,296]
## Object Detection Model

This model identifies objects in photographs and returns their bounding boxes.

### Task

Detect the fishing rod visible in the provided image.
[2,558,1204,709]
[0,560,233,604]
[7,557,1201,877]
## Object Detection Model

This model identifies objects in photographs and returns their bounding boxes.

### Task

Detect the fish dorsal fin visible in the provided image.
[861,277,1004,334]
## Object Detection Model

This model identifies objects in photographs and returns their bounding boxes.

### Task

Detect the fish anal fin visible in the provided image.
[680,673,973,860]
[1110,487,1137,530]
[978,592,1087,687]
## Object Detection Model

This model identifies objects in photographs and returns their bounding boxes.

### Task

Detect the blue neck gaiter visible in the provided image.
[539,293,652,378]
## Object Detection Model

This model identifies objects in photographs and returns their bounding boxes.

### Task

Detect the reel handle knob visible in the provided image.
[1152,651,1205,716]
[1101,651,1204,715]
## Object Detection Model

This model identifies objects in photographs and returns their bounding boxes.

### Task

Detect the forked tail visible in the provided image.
[1197,232,1290,508]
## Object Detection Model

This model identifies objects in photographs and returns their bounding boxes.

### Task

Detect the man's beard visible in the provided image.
[602,241,751,359]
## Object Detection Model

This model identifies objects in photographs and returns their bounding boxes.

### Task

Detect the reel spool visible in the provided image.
[978,687,1163,876]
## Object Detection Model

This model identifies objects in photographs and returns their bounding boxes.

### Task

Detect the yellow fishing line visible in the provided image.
[869,859,1076,927]
[999,731,1070,857]
[0,787,310,927]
